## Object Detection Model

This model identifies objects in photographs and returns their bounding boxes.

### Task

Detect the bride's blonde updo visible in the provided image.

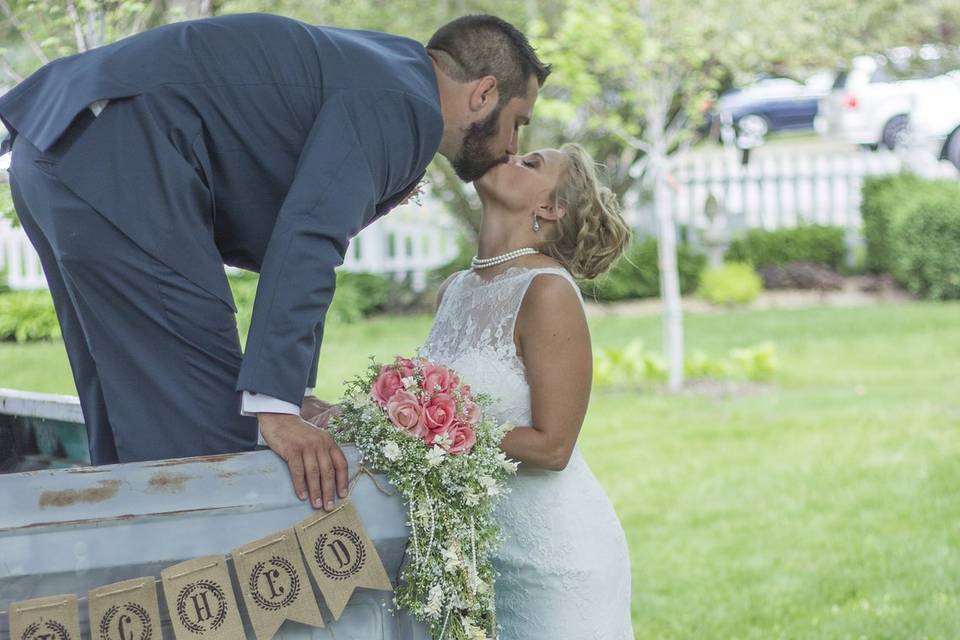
[543,143,631,280]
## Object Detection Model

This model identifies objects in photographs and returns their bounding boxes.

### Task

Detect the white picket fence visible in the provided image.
[0,196,462,292]
[4,147,958,291]
[625,147,959,243]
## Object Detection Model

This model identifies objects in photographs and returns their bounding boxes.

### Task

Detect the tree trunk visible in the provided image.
[650,106,684,393]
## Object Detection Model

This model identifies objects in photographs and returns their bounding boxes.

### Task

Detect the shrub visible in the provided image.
[580,237,707,302]
[594,339,778,388]
[725,225,846,270]
[889,188,960,300]
[698,262,763,305]
[0,290,61,342]
[861,174,925,274]
[229,269,398,344]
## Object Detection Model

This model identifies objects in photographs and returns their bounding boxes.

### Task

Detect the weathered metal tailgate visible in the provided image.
[0,390,426,639]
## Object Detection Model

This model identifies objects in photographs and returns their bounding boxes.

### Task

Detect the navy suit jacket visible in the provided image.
[0,13,443,405]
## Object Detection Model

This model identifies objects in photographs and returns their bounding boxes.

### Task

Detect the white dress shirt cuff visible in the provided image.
[241,388,314,417]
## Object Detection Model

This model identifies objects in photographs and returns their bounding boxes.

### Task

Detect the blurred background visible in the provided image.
[0,1,959,638]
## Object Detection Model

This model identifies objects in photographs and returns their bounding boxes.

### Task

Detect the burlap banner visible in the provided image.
[294,498,393,621]
[160,555,244,640]
[88,577,160,640]
[9,593,80,640]
[232,529,325,640]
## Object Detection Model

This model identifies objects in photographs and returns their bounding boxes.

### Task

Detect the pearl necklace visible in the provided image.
[470,247,540,270]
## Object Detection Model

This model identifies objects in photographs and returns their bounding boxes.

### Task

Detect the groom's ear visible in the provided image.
[469,75,499,114]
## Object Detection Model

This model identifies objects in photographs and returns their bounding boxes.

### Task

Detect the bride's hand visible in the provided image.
[300,395,335,423]
[258,413,349,511]
[301,396,345,430]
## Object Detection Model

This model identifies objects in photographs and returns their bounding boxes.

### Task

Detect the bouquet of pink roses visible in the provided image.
[329,356,518,640]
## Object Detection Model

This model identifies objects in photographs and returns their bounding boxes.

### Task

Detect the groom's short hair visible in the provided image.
[427,15,551,105]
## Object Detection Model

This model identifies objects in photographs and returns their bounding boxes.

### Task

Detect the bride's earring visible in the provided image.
[532,214,541,232]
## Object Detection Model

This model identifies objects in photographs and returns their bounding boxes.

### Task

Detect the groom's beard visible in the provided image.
[452,105,508,182]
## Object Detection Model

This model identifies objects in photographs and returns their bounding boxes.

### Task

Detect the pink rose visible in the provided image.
[421,363,459,394]
[446,421,477,455]
[422,393,457,443]
[395,357,417,379]
[386,390,427,438]
[461,400,481,425]
[372,366,404,407]
[460,383,473,399]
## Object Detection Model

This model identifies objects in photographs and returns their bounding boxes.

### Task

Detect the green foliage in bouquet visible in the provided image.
[329,357,518,640]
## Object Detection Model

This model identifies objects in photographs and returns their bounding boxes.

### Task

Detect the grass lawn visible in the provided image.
[2,301,959,638]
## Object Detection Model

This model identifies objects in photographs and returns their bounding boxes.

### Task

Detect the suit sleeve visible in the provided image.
[236,89,440,405]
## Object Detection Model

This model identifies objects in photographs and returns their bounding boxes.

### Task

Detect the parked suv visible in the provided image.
[906,70,960,171]
[816,45,960,150]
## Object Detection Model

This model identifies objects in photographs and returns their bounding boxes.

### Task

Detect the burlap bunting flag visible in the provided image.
[160,555,244,640]
[294,497,393,620]
[88,577,160,640]
[9,593,80,640]
[232,528,325,640]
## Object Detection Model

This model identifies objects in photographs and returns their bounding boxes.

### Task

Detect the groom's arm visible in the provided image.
[236,88,441,510]
[237,88,441,403]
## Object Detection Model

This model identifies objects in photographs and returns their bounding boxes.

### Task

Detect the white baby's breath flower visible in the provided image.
[441,544,461,573]
[424,584,444,619]
[433,432,453,449]
[382,441,401,461]
[496,451,519,473]
[463,491,480,507]
[426,445,447,467]
[401,375,417,389]
[461,617,488,640]
[479,475,500,496]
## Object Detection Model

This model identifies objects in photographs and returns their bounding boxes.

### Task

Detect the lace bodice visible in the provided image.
[418,266,633,640]
[419,266,581,428]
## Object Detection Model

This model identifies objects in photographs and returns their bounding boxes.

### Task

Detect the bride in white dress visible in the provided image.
[419,144,634,639]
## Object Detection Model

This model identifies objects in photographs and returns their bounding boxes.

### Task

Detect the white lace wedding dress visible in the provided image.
[419,266,634,640]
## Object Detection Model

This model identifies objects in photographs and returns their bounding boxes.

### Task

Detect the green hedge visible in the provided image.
[861,174,927,274]
[725,225,846,270]
[889,188,960,300]
[0,290,61,342]
[230,270,398,344]
[861,175,960,299]
[579,237,706,302]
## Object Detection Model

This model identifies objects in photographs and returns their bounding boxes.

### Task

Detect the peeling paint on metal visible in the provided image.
[145,452,242,467]
[1,505,241,534]
[37,479,121,509]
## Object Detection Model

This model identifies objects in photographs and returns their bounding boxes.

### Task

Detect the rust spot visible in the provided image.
[65,466,107,474]
[217,471,239,480]
[146,452,242,467]
[38,479,120,509]
[146,471,193,493]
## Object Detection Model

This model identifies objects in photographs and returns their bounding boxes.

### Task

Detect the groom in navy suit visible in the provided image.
[1,13,549,510]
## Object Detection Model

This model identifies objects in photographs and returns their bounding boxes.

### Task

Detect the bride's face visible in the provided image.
[474,148,565,213]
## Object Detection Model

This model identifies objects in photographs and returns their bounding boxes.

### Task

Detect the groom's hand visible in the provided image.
[257,413,349,511]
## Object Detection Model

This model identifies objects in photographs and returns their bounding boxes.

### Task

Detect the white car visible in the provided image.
[816,45,960,150]
[906,70,960,171]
